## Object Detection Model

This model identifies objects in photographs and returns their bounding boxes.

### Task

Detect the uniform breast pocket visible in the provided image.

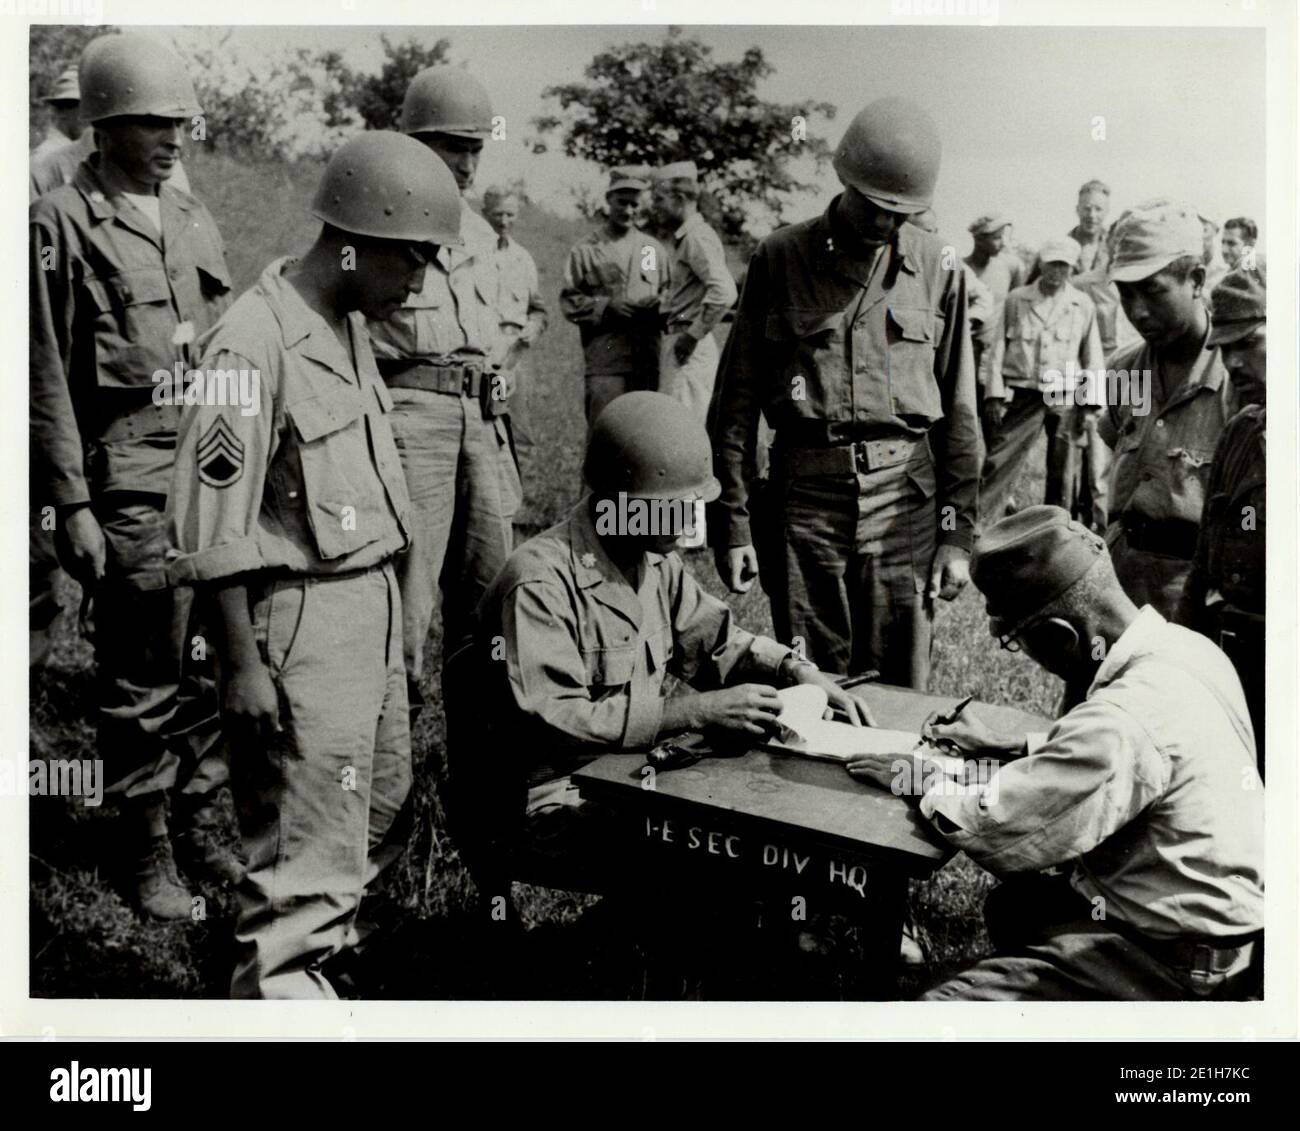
[885,307,943,419]
[765,307,846,389]
[1165,445,1214,500]
[286,386,387,560]
[84,268,176,386]
[581,645,638,692]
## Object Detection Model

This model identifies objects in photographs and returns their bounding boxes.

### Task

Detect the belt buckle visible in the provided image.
[851,440,870,474]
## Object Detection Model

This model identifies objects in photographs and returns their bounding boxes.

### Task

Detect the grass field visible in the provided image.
[29,148,1061,1000]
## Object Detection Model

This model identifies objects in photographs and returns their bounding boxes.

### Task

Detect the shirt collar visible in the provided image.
[257,257,365,383]
[816,195,916,285]
[1088,605,1166,697]
[674,210,705,242]
[568,499,667,625]
[73,152,193,224]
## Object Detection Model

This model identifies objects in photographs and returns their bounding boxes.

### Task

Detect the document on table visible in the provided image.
[762,685,922,763]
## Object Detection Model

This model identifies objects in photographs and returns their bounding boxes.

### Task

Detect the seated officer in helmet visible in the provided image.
[460,392,869,894]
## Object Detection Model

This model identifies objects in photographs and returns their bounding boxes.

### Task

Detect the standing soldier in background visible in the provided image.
[32,66,83,160]
[651,161,737,547]
[32,55,193,203]
[1199,214,1229,296]
[909,209,993,361]
[712,98,980,686]
[963,214,1025,379]
[1220,217,1259,271]
[1101,199,1232,619]
[483,185,547,467]
[168,133,460,998]
[1179,267,1267,777]
[368,67,521,716]
[560,166,668,427]
[978,237,1105,526]
[30,33,236,918]
[1045,178,1134,530]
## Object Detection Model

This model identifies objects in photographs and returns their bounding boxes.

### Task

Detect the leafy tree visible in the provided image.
[532,27,836,241]
[29,24,115,147]
[341,34,452,131]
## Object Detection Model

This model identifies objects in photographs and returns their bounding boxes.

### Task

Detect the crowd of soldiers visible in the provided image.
[29,32,1266,1001]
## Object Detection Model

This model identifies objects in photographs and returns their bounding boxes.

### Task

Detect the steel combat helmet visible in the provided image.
[79,32,201,124]
[310,131,463,248]
[400,68,494,138]
[832,97,941,215]
[584,392,721,503]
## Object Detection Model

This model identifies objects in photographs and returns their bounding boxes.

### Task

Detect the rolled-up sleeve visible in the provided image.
[501,580,663,749]
[166,347,277,584]
[920,698,1170,874]
[559,245,607,327]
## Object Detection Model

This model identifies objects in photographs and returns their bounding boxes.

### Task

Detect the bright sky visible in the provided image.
[156,22,1265,252]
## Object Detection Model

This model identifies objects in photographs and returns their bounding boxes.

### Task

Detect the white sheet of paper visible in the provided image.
[765,684,923,762]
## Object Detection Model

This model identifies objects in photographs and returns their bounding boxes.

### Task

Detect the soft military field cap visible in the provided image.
[1208,266,1267,347]
[608,165,651,193]
[652,161,699,188]
[1039,236,1081,266]
[969,213,1010,236]
[1107,199,1204,283]
[972,505,1106,625]
[43,67,80,104]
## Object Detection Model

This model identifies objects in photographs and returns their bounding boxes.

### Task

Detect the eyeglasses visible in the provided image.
[997,612,1048,653]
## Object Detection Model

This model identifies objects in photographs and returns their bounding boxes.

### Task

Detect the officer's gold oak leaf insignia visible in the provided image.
[197,416,245,489]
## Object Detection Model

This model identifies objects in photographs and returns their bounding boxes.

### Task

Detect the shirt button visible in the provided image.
[1156,419,1165,428]
[1231,572,1242,584]
[288,490,299,499]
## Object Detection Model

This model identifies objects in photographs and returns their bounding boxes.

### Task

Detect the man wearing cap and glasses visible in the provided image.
[1179,266,1267,777]
[1099,199,1234,619]
[712,98,980,688]
[847,505,1262,1000]
[978,236,1105,526]
[560,166,669,427]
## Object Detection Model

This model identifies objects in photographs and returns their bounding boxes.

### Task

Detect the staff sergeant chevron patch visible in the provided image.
[197,417,245,488]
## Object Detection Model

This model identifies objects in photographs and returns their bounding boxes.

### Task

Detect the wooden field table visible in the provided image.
[572,683,1052,996]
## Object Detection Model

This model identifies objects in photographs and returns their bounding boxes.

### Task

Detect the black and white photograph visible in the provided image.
[4,0,1296,1059]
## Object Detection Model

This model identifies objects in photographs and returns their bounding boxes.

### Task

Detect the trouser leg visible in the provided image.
[1106,529,1193,620]
[94,496,223,803]
[770,473,859,672]
[850,457,937,689]
[1043,404,1074,510]
[920,875,1212,1001]
[30,483,63,667]
[388,390,464,687]
[978,389,1047,525]
[584,375,629,429]
[231,566,411,1000]
[441,409,518,661]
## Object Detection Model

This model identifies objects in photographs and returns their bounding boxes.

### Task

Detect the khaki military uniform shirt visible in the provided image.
[1099,327,1233,531]
[661,210,737,341]
[479,501,794,787]
[493,235,547,346]
[166,259,411,582]
[713,196,981,551]
[981,280,1105,403]
[560,225,669,380]
[923,607,1263,940]
[30,153,232,505]
[368,199,502,366]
